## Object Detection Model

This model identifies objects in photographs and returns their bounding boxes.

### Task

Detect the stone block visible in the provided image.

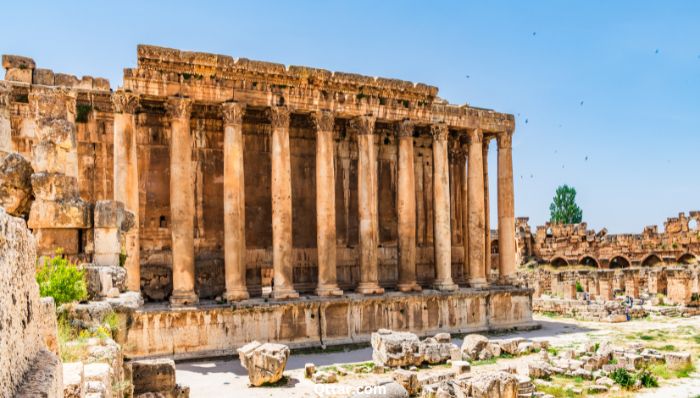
[33,68,55,86]
[131,358,176,394]
[63,362,84,398]
[460,334,489,361]
[94,228,121,266]
[452,360,471,375]
[92,78,110,91]
[31,172,79,200]
[84,363,111,394]
[31,140,76,175]
[392,369,419,396]
[371,329,423,367]
[237,341,289,386]
[5,68,33,83]
[0,152,33,217]
[2,54,35,69]
[86,264,127,299]
[55,73,79,87]
[28,198,91,229]
[664,352,692,370]
[34,228,80,256]
[94,200,126,228]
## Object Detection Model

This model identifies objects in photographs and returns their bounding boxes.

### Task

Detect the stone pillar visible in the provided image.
[497,131,516,283]
[483,138,491,280]
[311,110,342,297]
[460,143,469,283]
[268,106,299,300]
[623,269,640,298]
[597,270,614,301]
[166,97,198,306]
[396,119,421,292]
[467,129,487,287]
[112,91,140,292]
[352,115,384,295]
[0,82,11,155]
[431,123,457,291]
[222,102,249,302]
[667,268,692,305]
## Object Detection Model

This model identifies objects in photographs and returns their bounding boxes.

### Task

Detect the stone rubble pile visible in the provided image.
[237,341,290,386]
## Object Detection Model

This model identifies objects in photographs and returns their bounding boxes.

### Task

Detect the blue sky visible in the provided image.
[2,1,698,233]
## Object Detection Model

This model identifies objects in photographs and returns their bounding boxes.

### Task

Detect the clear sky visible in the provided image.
[2,1,698,233]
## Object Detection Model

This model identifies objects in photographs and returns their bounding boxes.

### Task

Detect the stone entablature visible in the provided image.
[516,212,700,268]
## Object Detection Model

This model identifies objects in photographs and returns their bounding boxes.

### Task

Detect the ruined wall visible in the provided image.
[0,208,61,397]
[515,212,700,268]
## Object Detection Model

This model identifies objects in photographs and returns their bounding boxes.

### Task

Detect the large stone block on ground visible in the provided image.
[371,329,423,367]
[63,362,84,398]
[86,264,127,299]
[0,153,33,217]
[664,352,692,370]
[237,341,290,386]
[28,197,91,228]
[131,358,177,395]
[461,334,490,361]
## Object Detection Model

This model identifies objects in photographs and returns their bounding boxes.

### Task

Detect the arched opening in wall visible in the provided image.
[551,257,568,267]
[579,256,599,268]
[641,254,663,267]
[689,219,698,231]
[678,253,698,265]
[609,256,631,269]
[546,227,553,238]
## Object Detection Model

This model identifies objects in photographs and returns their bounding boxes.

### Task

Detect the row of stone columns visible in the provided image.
[112,95,517,305]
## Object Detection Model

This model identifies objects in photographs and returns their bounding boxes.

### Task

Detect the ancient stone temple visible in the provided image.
[1,45,534,357]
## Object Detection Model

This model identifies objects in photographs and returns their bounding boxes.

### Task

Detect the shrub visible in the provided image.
[674,363,695,378]
[610,367,636,389]
[648,363,671,379]
[36,250,88,305]
[638,370,659,387]
[575,281,584,293]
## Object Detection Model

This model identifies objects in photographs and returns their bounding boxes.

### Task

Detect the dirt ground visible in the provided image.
[176,313,700,397]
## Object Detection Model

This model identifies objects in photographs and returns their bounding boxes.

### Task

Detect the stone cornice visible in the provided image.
[221,101,245,126]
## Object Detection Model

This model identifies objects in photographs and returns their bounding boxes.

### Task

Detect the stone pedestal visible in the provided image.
[112,91,140,292]
[352,115,384,295]
[222,102,249,302]
[166,97,198,307]
[467,129,487,287]
[268,106,298,300]
[396,120,421,292]
[312,110,342,297]
[431,123,457,291]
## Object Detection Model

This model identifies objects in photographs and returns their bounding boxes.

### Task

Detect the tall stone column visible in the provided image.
[222,102,249,301]
[460,142,469,283]
[396,119,421,292]
[483,139,491,280]
[112,91,140,292]
[352,115,384,295]
[497,131,516,282]
[268,106,299,300]
[166,97,198,306]
[312,110,342,297]
[467,128,487,287]
[431,123,457,291]
[0,82,11,155]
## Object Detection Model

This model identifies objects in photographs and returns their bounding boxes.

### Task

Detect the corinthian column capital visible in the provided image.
[398,119,414,138]
[266,105,291,128]
[497,131,513,149]
[467,128,483,144]
[165,97,193,119]
[221,101,245,126]
[348,114,376,136]
[430,123,449,142]
[310,110,334,132]
[112,91,139,114]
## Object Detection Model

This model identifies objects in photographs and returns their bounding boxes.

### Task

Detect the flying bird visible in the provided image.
[585,156,588,161]
[532,32,537,36]
[655,49,660,54]
[466,75,470,79]
[580,101,584,106]
[525,118,529,124]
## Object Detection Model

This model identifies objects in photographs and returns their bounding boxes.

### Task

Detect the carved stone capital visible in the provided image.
[448,145,465,161]
[165,97,193,120]
[430,123,449,142]
[467,128,483,144]
[112,91,139,114]
[497,131,513,149]
[221,101,245,126]
[348,114,376,136]
[398,119,414,138]
[310,110,334,132]
[266,106,291,128]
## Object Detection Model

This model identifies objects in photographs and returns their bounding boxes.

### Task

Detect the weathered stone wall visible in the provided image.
[0,208,61,397]
[515,213,700,268]
[119,287,535,360]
